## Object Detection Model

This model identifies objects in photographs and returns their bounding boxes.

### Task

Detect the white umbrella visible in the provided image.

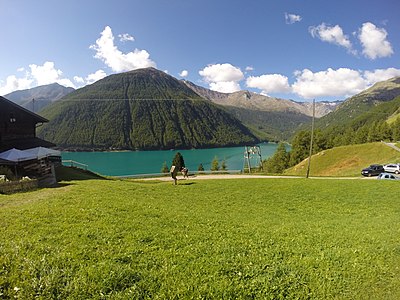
[0,148,37,162]
[24,147,61,159]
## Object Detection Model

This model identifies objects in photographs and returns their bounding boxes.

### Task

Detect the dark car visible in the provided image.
[361,164,384,177]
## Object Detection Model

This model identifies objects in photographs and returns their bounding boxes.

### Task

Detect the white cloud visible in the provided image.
[285,13,302,24]
[199,63,244,93]
[29,61,63,86]
[210,81,241,93]
[179,70,188,77]
[363,68,400,85]
[245,66,254,72]
[358,22,393,59]
[309,23,355,54]
[0,61,79,95]
[246,74,291,94]
[74,76,85,84]
[90,26,156,72]
[292,68,367,99]
[85,69,107,85]
[0,75,33,96]
[118,33,134,42]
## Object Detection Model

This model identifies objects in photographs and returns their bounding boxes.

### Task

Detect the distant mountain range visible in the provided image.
[316,76,400,129]
[183,80,341,140]
[37,68,258,150]
[4,83,74,113]
[5,68,399,151]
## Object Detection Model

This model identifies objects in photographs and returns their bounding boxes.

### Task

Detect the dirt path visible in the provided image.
[138,174,364,182]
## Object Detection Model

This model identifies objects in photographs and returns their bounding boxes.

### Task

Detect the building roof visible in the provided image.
[0,96,48,123]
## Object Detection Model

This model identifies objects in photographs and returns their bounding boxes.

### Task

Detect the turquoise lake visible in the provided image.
[62,143,279,176]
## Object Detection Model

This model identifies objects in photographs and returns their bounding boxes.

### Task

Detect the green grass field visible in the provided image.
[1,177,400,299]
[285,142,400,177]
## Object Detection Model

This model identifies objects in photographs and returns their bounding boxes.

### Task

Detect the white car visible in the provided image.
[383,163,400,174]
[377,173,399,180]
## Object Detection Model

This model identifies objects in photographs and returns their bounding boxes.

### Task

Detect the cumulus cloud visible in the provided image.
[245,66,254,72]
[292,68,368,99]
[246,74,291,95]
[285,13,302,24]
[0,75,33,96]
[358,22,393,59]
[85,70,107,85]
[29,62,64,86]
[199,63,244,93]
[309,23,355,54]
[363,68,400,85]
[118,33,134,42]
[179,70,188,77]
[0,61,77,95]
[90,26,156,72]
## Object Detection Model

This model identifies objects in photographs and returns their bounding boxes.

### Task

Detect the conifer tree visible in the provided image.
[264,142,289,173]
[211,156,219,171]
[161,161,169,173]
[172,152,185,170]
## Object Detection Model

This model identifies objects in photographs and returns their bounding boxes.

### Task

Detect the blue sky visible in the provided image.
[1,0,399,101]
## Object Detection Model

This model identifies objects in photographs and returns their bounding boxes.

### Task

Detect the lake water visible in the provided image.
[62,143,279,176]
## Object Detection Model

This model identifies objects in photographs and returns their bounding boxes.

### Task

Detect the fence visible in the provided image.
[62,160,89,170]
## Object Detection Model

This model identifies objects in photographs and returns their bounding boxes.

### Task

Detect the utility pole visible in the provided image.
[306,99,315,178]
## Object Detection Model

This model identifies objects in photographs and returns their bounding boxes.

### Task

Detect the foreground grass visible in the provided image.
[286,142,400,177]
[0,178,399,299]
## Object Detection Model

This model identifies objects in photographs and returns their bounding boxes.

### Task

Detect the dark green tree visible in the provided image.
[264,142,289,173]
[392,118,400,141]
[289,131,311,167]
[172,152,185,170]
[198,163,204,172]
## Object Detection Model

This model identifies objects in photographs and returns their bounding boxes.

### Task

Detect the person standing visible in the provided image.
[170,165,178,185]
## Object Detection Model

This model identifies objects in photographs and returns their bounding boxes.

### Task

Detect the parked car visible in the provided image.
[377,173,399,180]
[361,164,384,177]
[383,163,400,174]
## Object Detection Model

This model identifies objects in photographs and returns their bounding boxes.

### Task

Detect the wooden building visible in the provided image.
[0,96,54,152]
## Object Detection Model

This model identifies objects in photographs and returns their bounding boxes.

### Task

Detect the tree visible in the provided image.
[161,161,169,173]
[263,142,289,173]
[211,156,219,171]
[172,152,185,170]
[198,163,204,172]
[289,131,311,167]
[221,160,227,171]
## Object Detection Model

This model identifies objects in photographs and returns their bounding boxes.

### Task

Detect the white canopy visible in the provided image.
[0,148,37,162]
[24,147,61,159]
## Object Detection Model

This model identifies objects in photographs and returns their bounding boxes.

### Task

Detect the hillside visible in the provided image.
[183,80,340,118]
[317,76,400,129]
[38,68,258,150]
[4,83,75,113]
[285,142,400,177]
[183,80,340,140]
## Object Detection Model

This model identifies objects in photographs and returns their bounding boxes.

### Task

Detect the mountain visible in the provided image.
[183,80,340,118]
[4,83,75,113]
[316,76,400,129]
[38,68,258,150]
[183,80,340,140]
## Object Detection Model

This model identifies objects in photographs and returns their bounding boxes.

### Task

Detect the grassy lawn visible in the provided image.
[286,142,400,177]
[1,177,399,299]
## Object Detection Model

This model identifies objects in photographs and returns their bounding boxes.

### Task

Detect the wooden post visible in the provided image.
[306,99,315,178]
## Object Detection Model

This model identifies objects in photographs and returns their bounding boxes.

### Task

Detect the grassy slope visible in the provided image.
[285,142,400,177]
[1,178,400,299]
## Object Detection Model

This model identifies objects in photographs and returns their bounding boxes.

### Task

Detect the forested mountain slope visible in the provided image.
[38,68,258,150]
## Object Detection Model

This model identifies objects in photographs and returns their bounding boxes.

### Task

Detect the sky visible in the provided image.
[1,0,399,101]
